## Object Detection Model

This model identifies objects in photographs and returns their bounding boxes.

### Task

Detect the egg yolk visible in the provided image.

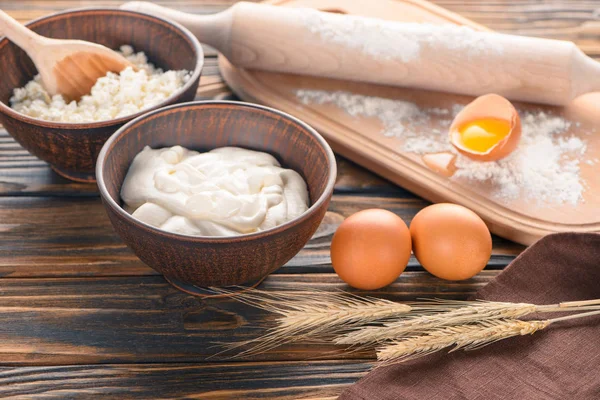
[458,119,511,153]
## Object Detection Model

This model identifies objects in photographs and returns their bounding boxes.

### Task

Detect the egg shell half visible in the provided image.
[450,94,522,161]
[410,203,492,281]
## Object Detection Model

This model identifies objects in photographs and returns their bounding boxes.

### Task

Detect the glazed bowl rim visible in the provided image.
[96,100,337,243]
[0,7,204,130]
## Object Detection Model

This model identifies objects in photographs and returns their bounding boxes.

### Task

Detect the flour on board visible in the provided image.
[296,89,590,206]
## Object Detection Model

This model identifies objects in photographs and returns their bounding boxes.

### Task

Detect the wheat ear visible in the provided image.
[210,288,414,356]
[336,298,600,346]
[377,319,550,364]
[336,301,538,345]
[376,309,600,365]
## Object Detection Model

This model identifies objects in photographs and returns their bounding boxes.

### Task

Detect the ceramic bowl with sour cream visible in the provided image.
[120,145,311,238]
[96,101,336,288]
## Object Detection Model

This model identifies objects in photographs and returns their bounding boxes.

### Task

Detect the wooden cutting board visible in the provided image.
[219,0,600,245]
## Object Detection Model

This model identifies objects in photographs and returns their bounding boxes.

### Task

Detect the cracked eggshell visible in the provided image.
[450,94,521,161]
[422,152,457,177]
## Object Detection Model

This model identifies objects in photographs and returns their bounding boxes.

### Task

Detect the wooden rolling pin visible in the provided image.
[121,1,600,105]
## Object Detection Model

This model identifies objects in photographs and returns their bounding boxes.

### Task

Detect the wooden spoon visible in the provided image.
[0,9,135,101]
[121,1,600,106]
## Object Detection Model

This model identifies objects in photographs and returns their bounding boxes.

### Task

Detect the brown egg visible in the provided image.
[410,203,491,281]
[450,94,521,161]
[331,209,412,290]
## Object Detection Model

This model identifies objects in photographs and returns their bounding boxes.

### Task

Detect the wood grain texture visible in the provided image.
[0,272,497,365]
[0,196,523,278]
[0,1,591,398]
[0,361,367,399]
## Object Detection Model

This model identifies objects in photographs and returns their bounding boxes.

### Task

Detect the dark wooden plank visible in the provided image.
[0,272,497,365]
[0,361,365,399]
[0,166,98,197]
[430,1,600,57]
[334,158,397,194]
[0,196,523,278]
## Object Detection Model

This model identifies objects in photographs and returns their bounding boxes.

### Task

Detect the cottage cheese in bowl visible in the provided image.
[121,145,310,237]
[9,45,191,123]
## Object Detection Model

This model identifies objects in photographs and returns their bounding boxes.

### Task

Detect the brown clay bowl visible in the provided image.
[96,101,337,287]
[0,8,203,182]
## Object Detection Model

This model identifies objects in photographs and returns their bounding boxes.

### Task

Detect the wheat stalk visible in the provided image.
[210,288,415,356]
[215,288,600,358]
[376,309,600,365]
[377,319,549,364]
[212,288,413,326]
[336,298,600,346]
[336,301,535,345]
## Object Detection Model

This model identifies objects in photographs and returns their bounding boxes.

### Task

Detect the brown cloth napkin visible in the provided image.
[340,233,600,400]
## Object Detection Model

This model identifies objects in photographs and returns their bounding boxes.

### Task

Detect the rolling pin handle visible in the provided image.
[120,1,234,55]
[571,47,600,100]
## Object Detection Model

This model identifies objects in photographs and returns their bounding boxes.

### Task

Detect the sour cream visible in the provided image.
[120,146,310,237]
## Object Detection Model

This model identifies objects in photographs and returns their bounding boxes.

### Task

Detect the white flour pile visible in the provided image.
[10,45,191,123]
[303,10,503,62]
[296,89,592,205]
[296,90,454,153]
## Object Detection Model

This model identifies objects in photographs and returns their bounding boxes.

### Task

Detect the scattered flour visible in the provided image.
[10,45,191,123]
[454,125,585,205]
[296,90,425,138]
[296,89,590,206]
[303,10,503,63]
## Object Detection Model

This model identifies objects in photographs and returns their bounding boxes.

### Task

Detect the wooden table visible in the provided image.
[0,0,596,398]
